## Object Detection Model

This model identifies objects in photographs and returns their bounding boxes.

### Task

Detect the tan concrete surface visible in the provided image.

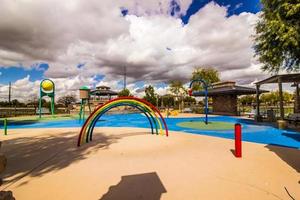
[0,127,299,200]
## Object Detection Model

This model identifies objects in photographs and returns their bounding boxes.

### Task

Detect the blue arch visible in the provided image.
[189,78,209,124]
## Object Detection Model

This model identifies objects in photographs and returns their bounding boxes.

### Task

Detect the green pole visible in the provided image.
[51,96,55,116]
[79,99,83,121]
[38,96,42,118]
[88,99,91,114]
[4,118,7,135]
[83,101,85,120]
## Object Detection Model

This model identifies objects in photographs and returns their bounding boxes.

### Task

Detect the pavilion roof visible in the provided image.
[255,73,300,85]
[192,85,267,97]
[90,89,118,96]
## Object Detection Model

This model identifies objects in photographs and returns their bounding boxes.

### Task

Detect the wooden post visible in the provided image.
[278,77,284,119]
[255,84,261,121]
[295,83,299,113]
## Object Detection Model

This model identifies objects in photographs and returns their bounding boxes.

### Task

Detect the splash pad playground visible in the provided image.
[77,96,169,146]
[1,94,300,200]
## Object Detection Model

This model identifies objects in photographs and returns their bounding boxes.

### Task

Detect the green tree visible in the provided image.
[143,85,157,105]
[169,80,185,96]
[184,96,196,107]
[11,99,25,107]
[159,94,174,108]
[57,95,77,108]
[254,0,300,72]
[260,91,293,106]
[169,80,187,111]
[239,95,256,106]
[191,67,220,90]
[118,88,131,97]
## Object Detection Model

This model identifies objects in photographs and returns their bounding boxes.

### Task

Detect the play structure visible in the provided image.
[79,86,92,120]
[38,79,55,118]
[189,79,209,124]
[77,96,168,146]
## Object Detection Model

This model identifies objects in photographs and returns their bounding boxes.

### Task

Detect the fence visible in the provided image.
[0,107,68,117]
[0,107,36,117]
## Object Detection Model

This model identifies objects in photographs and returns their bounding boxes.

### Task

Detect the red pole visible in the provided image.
[234,123,242,158]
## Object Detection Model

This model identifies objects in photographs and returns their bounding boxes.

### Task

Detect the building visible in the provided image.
[90,86,119,104]
[193,81,267,115]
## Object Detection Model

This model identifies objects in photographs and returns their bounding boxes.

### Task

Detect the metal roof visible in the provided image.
[90,89,118,96]
[192,85,267,96]
[255,73,300,85]
[79,86,90,90]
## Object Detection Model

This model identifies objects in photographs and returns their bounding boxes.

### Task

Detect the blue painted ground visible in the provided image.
[1,113,300,149]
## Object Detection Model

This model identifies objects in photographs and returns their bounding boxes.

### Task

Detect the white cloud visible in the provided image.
[0,75,97,102]
[0,1,269,99]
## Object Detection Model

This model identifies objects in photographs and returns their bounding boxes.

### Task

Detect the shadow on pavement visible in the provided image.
[100,172,167,200]
[1,130,149,189]
[265,144,300,173]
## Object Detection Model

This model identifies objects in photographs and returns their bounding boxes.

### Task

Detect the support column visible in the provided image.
[278,77,284,119]
[295,83,299,113]
[255,84,261,121]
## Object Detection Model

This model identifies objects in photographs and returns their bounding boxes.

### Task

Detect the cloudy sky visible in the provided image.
[0,0,275,102]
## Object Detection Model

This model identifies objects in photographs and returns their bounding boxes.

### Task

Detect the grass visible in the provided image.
[177,121,235,130]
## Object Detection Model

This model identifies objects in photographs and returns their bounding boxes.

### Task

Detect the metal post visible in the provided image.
[204,86,208,124]
[79,99,84,121]
[8,82,11,105]
[51,96,55,116]
[278,77,284,119]
[82,101,85,120]
[123,66,127,90]
[255,84,261,121]
[88,99,91,113]
[234,123,242,158]
[4,118,7,135]
[38,96,42,118]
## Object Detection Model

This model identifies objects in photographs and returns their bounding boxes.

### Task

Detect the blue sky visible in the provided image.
[0,63,48,84]
[181,0,261,23]
[0,0,261,86]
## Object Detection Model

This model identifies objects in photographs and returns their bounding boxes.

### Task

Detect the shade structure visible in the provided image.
[255,73,300,120]
[77,96,168,146]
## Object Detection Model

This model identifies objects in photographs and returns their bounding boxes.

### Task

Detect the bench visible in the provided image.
[286,113,300,125]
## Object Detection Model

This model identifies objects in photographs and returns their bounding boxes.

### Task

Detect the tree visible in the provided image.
[260,91,293,106]
[169,80,187,110]
[254,0,300,72]
[27,95,39,110]
[159,94,174,108]
[239,95,256,106]
[191,67,220,90]
[143,85,157,105]
[57,95,77,108]
[118,88,131,97]
[11,99,25,107]
[169,80,185,96]
[184,96,196,105]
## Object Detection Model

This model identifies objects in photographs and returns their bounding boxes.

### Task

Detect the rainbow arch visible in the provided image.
[77,96,168,146]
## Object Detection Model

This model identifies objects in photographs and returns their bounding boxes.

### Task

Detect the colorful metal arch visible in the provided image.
[77,96,168,146]
[189,79,209,124]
